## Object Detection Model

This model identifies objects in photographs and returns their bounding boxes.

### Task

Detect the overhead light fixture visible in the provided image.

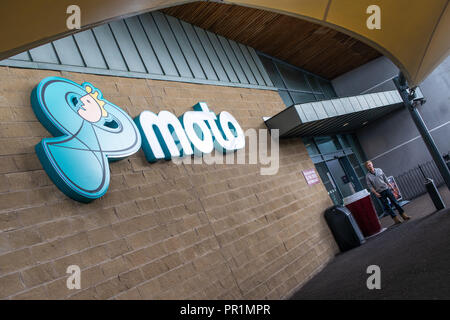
[343,123,349,127]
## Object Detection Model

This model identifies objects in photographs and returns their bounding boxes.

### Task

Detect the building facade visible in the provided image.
[0,10,337,300]
[333,55,450,178]
[0,3,448,300]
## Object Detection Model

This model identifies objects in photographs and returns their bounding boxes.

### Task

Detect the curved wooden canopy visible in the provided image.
[1,0,448,86]
[162,2,382,80]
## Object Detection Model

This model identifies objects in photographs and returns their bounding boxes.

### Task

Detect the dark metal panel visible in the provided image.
[337,112,368,132]
[92,24,127,71]
[29,43,59,64]
[220,38,250,84]
[229,40,257,84]
[206,31,239,83]
[109,20,146,73]
[139,13,178,76]
[193,26,228,82]
[52,36,84,67]
[306,117,336,136]
[73,30,107,69]
[285,121,317,138]
[251,48,274,87]
[166,15,205,80]
[315,118,344,135]
[180,21,218,81]
[278,90,293,106]
[124,16,163,75]
[238,44,265,86]
[151,11,192,78]
[264,105,302,137]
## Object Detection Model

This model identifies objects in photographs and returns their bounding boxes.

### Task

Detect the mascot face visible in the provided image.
[76,84,108,123]
[78,94,102,122]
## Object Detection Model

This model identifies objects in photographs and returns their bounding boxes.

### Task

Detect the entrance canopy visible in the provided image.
[0,0,448,86]
[265,89,424,138]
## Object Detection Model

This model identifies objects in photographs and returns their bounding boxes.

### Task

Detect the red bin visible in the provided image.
[344,190,381,237]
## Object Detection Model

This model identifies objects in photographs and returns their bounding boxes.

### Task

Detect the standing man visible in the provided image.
[365,161,411,224]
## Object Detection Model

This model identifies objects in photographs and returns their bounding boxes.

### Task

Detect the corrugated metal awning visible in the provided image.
[265,90,423,138]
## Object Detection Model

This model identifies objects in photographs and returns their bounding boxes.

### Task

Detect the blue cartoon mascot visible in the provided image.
[31,77,141,203]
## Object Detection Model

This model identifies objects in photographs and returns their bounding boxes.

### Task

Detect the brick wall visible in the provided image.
[0,66,337,300]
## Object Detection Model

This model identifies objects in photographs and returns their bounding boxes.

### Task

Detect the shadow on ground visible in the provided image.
[290,188,450,300]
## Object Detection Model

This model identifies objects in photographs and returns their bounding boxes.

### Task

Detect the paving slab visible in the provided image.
[290,187,450,300]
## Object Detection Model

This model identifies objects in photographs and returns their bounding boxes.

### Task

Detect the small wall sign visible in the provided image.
[303,169,320,186]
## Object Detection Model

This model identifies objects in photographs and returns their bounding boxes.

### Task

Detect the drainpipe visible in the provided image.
[393,72,450,190]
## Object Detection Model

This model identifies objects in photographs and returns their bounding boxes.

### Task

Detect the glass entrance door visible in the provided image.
[339,156,363,192]
[304,134,369,207]
[315,162,342,205]
[326,158,356,200]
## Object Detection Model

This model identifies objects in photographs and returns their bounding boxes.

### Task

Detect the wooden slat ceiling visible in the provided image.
[162,1,382,80]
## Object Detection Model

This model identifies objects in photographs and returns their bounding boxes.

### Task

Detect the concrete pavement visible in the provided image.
[290,187,450,300]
